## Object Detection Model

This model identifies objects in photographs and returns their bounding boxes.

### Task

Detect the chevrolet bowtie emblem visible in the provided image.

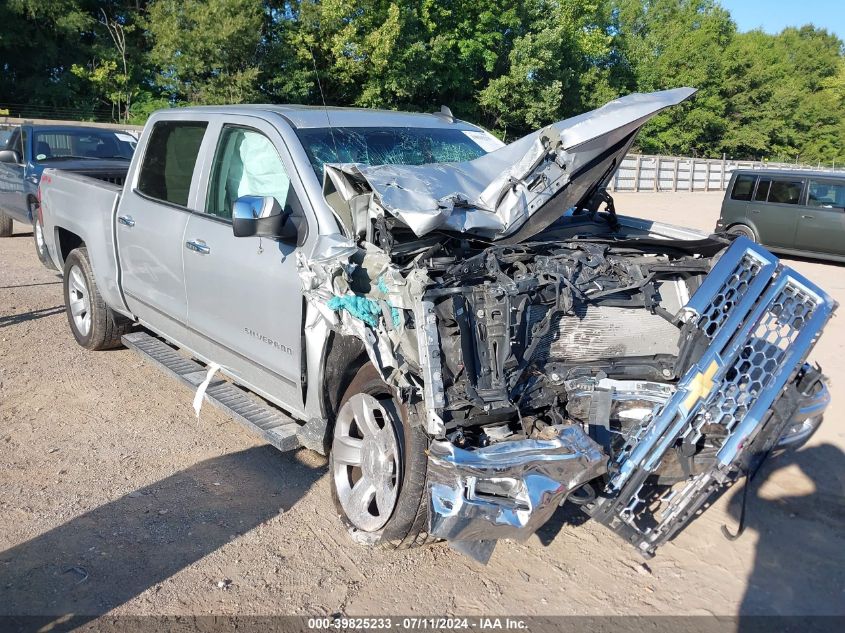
[683,359,720,411]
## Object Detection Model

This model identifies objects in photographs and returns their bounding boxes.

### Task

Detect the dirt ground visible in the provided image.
[1,192,843,619]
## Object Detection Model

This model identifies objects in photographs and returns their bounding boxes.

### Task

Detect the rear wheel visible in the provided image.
[728,224,756,242]
[0,210,12,237]
[63,247,132,350]
[32,205,56,270]
[329,362,433,548]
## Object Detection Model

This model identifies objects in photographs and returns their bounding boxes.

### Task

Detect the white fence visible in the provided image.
[609,154,845,193]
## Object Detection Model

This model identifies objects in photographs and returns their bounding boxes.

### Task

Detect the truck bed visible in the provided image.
[39,168,127,315]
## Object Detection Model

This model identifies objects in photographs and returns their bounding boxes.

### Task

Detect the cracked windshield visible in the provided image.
[295,127,490,178]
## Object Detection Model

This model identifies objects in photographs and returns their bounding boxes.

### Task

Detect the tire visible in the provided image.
[0,210,12,237]
[329,362,434,548]
[62,247,132,350]
[33,210,57,270]
[728,224,756,242]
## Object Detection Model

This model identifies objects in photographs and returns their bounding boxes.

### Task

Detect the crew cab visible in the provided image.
[0,124,135,266]
[37,90,835,563]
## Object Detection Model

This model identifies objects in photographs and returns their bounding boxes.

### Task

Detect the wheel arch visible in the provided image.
[56,226,85,266]
[320,330,369,420]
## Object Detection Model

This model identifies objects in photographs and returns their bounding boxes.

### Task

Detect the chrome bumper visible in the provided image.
[426,425,606,560]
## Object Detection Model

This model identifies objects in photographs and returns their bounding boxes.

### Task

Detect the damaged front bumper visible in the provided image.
[424,237,835,560]
[427,425,606,558]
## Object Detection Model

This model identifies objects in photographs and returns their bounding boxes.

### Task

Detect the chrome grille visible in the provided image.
[698,252,765,339]
[586,237,836,555]
[686,281,821,446]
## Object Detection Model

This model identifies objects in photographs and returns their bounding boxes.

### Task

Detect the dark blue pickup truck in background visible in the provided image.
[0,124,135,263]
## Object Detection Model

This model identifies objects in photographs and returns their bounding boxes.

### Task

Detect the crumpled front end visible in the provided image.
[295,89,836,563]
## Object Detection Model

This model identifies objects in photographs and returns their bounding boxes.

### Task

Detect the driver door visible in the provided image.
[184,119,307,414]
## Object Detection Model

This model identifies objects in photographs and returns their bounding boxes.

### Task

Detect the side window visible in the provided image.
[754,178,771,202]
[137,121,208,207]
[206,126,291,220]
[768,179,803,205]
[730,175,755,201]
[807,180,845,209]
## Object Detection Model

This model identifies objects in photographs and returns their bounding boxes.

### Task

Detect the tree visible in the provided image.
[145,0,264,104]
[478,0,618,138]
[722,26,845,163]
[613,0,734,156]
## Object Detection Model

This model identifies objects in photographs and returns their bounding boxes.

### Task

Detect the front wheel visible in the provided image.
[63,247,132,350]
[329,362,433,548]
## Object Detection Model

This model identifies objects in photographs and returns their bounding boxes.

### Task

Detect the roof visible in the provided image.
[732,168,845,179]
[25,124,127,134]
[171,104,483,130]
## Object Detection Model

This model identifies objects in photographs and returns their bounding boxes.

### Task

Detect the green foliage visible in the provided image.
[145,0,264,104]
[0,0,843,163]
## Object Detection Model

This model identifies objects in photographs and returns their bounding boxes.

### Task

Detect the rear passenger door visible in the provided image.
[183,117,308,413]
[119,119,208,346]
[795,178,845,256]
[748,176,805,248]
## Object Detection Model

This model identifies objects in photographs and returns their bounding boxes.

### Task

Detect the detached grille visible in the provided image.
[698,252,764,338]
[692,282,818,445]
[586,237,836,555]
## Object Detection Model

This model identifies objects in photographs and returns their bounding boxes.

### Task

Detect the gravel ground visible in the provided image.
[0,192,843,619]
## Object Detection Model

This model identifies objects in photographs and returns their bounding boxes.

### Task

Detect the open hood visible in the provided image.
[324,87,696,243]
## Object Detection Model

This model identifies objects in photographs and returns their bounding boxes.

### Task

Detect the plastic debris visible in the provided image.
[326,295,382,328]
[193,362,221,418]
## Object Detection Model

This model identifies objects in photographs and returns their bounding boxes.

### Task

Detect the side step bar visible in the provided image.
[122,332,302,452]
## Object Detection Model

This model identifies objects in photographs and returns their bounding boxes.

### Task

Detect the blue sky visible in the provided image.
[719,1,844,39]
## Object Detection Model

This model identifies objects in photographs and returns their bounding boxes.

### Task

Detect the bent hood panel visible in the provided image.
[324,88,696,243]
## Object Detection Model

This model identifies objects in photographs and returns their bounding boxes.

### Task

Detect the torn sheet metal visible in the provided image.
[426,425,607,544]
[324,88,696,243]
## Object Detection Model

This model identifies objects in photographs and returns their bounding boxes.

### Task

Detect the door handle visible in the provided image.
[802,214,814,219]
[185,239,211,255]
[751,209,760,214]
[117,215,135,227]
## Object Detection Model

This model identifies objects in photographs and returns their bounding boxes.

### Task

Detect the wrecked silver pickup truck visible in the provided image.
[39,88,835,563]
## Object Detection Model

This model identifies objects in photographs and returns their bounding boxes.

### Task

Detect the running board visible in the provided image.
[122,331,302,452]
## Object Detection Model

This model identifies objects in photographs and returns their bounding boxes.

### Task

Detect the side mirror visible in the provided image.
[0,149,21,164]
[232,195,300,244]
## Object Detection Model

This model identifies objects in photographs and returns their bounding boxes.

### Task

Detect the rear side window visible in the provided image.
[730,175,755,201]
[137,121,207,207]
[807,180,845,209]
[768,179,803,205]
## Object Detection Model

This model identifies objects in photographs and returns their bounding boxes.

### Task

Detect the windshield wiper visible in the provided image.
[94,155,131,160]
